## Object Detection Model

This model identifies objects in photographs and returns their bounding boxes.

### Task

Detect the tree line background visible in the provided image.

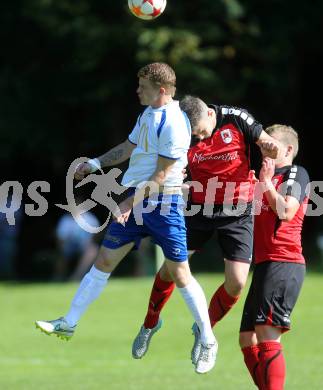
[1,0,323,280]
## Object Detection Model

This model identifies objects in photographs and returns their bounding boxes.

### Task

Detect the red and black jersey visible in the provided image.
[254,165,310,265]
[188,105,263,204]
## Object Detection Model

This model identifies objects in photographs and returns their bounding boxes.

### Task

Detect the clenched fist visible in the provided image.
[259,140,279,159]
[74,162,94,181]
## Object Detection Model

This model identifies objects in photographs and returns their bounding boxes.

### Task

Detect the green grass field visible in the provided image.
[1,273,323,389]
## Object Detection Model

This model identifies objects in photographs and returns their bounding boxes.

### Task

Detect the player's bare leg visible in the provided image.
[132,252,195,359]
[191,259,250,364]
[133,256,217,373]
[132,262,174,359]
[224,259,250,296]
[138,251,196,328]
[208,259,249,327]
[35,243,134,339]
[133,250,219,369]
[165,259,217,374]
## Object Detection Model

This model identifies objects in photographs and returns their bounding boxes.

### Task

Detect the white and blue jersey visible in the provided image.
[103,100,191,262]
[122,100,191,188]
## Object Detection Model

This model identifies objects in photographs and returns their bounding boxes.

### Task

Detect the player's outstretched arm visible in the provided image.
[97,139,136,168]
[75,139,136,180]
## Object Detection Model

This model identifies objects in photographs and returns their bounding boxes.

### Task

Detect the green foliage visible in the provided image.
[1,0,322,163]
[0,0,318,149]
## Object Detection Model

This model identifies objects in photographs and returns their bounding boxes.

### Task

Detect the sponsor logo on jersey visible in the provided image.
[192,151,238,164]
[220,129,233,144]
[164,141,174,150]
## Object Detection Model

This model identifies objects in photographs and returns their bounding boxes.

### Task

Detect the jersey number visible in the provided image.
[138,123,149,152]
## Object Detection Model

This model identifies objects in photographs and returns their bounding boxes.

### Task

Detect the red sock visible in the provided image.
[208,284,239,327]
[241,345,261,387]
[143,272,175,329]
[258,341,286,390]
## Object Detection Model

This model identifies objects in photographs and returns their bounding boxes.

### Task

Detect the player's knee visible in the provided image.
[239,332,247,348]
[225,260,249,296]
[169,271,190,287]
[165,261,190,287]
[225,278,246,296]
[94,249,117,273]
[159,263,173,282]
[234,278,247,292]
[239,331,257,348]
[255,325,281,342]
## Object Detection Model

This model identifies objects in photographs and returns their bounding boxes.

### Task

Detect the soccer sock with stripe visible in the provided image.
[241,345,261,387]
[178,277,215,346]
[143,272,175,329]
[64,265,111,327]
[258,341,286,390]
[208,283,240,327]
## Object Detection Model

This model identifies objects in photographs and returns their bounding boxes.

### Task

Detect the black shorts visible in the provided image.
[240,261,306,333]
[185,202,254,262]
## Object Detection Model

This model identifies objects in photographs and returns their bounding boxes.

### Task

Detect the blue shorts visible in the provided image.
[102,193,188,262]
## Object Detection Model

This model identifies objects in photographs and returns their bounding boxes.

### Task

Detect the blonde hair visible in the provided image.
[266,124,299,158]
[137,62,176,96]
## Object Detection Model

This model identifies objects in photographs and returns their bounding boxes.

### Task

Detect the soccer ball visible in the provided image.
[128,0,167,20]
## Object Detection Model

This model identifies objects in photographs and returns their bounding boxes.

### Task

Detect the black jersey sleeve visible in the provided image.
[282,165,310,203]
[219,106,263,144]
[234,108,263,144]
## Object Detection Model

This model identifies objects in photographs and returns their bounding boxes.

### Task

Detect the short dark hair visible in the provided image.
[179,95,207,129]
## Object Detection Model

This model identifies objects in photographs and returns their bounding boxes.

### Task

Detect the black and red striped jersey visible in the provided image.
[188,105,263,204]
[254,165,310,264]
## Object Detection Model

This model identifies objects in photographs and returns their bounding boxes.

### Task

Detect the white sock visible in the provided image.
[178,277,215,346]
[64,265,111,327]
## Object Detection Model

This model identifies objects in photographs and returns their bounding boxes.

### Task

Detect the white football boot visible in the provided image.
[132,319,163,359]
[35,317,76,340]
[195,339,218,374]
[191,322,202,365]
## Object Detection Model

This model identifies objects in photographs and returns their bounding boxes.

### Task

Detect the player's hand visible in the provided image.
[248,170,259,184]
[259,157,275,182]
[114,198,133,224]
[181,168,189,199]
[181,182,190,201]
[259,140,279,159]
[74,163,93,181]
